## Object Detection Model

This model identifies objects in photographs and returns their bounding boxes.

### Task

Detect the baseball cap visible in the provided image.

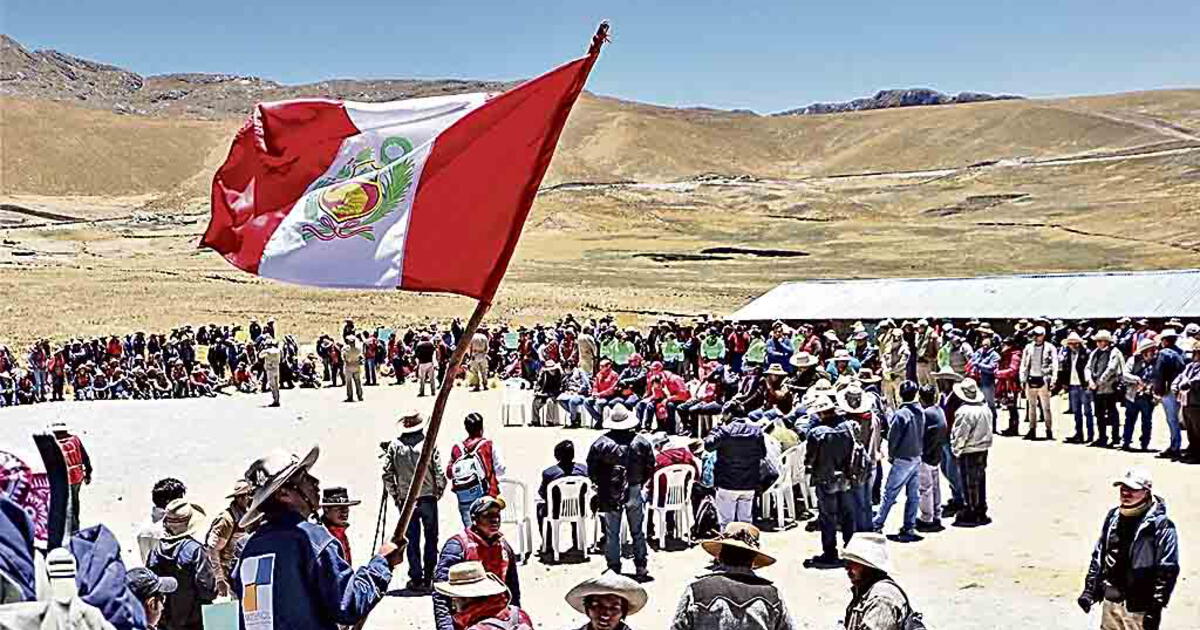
[1112,468,1153,491]
[127,567,178,600]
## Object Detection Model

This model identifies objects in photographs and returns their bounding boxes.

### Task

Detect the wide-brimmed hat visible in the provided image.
[841,532,893,574]
[790,352,818,368]
[856,368,881,384]
[836,385,874,414]
[226,479,253,499]
[604,403,639,431]
[1159,328,1179,339]
[319,486,361,507]
[1031,326,1046,336]
[802,379,835,402]
[566,572,648,616]
[1135,338,1158,354]
[763,363,788,377]
[397,409,426,434]
[1093,330,1113,342]
[1113,468,1153,491]
[434,561,508,599]
[240,445,320,527]
[931,366,963,383]
[1064,331,1084,345]
[162,499,207,541]
[701,522,776,568]
[806,395,836,414]
[832,349,852,361]
[953,378,985,404]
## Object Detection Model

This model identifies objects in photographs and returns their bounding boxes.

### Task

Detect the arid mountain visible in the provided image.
[775,88,1022,116]
[1,35,1199,342]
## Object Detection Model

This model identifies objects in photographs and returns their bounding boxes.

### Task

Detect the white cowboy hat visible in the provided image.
[565,572,648,616]
[763,363,789,377]
[1159,328,1179,339]
[790,352,818,368]
[1064,331,1084,345]
[836,385,873,414]
[434,561,509,599]
[953,378,985,404]
[806,395,836,414]
[1135,338,1158,355]
[603,403,639,431]
[841,532,894,574]
[161,499,207,541]
[931,366,964,383]
[701,522,776,568]
[832,349,852,361]
[397,409,426,434]
[240,445,320,528]
[1092,330,1113,342]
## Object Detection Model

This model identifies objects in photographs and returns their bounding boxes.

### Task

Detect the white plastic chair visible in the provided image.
[501,379,532,427]
[498,478,534,563]
[540,476,591,561]
[535,397,562,426]
[791,440,815,513]
[762,447,797,528]
[648,464,695,548]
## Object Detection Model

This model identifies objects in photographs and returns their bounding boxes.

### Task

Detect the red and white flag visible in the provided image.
[202,25,607,301]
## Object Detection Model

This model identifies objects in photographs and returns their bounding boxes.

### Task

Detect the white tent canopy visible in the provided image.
[729,269,1200,322]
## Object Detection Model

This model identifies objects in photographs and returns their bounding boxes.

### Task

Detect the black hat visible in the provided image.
[127,567,177,600]
[319,487,362,507]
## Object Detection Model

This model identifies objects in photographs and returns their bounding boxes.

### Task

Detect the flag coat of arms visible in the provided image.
[202,27,606,301]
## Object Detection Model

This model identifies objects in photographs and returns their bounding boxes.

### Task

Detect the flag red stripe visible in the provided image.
[201,100,358,274]
[400,52,600,301]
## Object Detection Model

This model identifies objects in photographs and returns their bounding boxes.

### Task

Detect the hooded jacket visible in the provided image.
[70,524,151,630]
[0,495,35,603]
[145,534,217,630]
[1083,497,1179,614]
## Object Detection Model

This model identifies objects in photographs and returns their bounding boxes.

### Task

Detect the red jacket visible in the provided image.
[592,368,618,398]
[996,348,1023,397]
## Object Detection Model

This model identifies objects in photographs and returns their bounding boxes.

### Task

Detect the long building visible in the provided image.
[728,269,1200,322]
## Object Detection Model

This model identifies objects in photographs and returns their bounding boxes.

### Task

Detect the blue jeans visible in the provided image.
[816,486,856,557]
[851,467,876,531]
[454,484,486,528]
[635,399,660,429]
[873,457,921,533]
[405,496,439,583]
[602,486,647,571]
[557,394,588,426]
[1123,397,1155,449]
[939,444,963,504]
[1162,393,1182,451]
[1069,385,1095,439]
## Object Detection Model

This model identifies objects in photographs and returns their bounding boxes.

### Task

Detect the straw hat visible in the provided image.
[953,378,985,404]
[434,561,509,599]
[790,352,818,368]
[1135,338,1158,355]
[240,445,320,528]
[841,532,894,574]
[763,363,788,377]
[1159,328,1179,339]
[604,403,639,431]
[161,499,207,541]
[701,522,776,568]
[397,409,426,434]
[930,366,963,383]
[1065,331,1084,345]
[832,349,852,362]
[806,395,836,414]
[225,479,253,499]
[565,573,648,616]
[1092,330,1113,342]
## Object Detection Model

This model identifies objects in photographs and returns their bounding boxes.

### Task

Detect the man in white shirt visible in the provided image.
[135,477,187,563]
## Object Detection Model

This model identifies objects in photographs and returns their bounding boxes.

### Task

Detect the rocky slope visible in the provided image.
[776,87,1022,116]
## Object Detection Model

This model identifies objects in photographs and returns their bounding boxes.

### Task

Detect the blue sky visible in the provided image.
[5,0,1198,113]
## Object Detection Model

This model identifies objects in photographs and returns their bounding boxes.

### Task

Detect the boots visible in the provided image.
[1001,407,1020,436]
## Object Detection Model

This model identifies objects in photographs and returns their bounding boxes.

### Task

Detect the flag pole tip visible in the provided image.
[590,21,611,54]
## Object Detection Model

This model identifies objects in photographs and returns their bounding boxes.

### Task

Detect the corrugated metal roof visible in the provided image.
[729,269,1200,321]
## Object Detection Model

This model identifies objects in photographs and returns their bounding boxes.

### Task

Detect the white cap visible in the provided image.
[1113,468,1153,491]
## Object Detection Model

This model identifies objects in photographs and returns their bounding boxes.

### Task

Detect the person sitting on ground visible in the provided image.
[670,522,796,630]
[565,572,648,630]
[434,497,523,630]
[841,533,916,630]
[434,561,532,630]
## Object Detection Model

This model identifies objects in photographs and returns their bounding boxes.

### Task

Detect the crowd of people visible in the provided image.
[1,312,1191,630]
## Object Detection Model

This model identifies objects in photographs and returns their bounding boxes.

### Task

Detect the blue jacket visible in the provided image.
[0,496,35,603]
[887,403,923,461]
[704,420,766,491]
[765,338,794,372]
[1154,346,1186,396]
[70,524,148,630]
[233,511,391,630]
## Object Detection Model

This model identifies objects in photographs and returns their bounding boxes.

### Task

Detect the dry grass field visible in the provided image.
[3,89,1200,344]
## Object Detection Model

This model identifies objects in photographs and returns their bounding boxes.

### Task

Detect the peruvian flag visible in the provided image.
[201,25,607,301]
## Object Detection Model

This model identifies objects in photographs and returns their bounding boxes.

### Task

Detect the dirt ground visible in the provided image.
[3,381,1195,629]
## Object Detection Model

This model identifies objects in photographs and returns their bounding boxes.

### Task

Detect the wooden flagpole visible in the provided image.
[352,298,489,629]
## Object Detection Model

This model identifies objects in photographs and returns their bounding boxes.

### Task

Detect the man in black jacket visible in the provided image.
[1079,468,1179,630]
[587,404,655,578]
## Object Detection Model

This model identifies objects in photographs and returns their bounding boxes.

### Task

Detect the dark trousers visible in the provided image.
[1184,406,1200,454]
[1123,396,1154,449]
[816,486,855,558]
[1094,392,1121,443]
[958,451,988,520]
[68,483,82,533]
[405,496,439,583]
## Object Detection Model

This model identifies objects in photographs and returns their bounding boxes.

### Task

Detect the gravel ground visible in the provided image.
[3,382,1195,629]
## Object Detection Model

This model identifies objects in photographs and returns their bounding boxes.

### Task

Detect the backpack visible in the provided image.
[841,420,870,484]
[451,440,488,492]
[692,494,719,539]
[889,578,929,630]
